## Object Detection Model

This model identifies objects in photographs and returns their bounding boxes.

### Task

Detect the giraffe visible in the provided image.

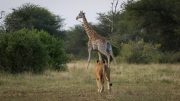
[76,11,118,69]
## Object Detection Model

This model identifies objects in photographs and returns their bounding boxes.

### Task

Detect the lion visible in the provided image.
[94,60,112,92]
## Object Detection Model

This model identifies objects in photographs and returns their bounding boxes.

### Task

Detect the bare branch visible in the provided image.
[0,11,5,19]
[102,17,113,23]
[115,0,119,14]
[111,0,115,16]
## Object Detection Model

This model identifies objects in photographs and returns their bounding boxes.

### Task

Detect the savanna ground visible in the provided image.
[0,60,180,101]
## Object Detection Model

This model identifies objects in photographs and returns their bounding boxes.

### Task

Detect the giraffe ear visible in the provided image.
[103,60,106,63]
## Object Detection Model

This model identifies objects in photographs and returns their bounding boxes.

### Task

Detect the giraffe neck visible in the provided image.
[82,15,95,39]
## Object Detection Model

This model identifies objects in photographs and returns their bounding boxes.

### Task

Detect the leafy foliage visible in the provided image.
[123,0,180,51]
[36,30,68,71]
[119,39,161,63]
[4,3,65,37]
[0,28,68,73]
[159,52,180,63]
[0,29,48,73]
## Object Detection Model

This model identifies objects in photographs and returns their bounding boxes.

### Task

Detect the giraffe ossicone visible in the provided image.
[76,11,118,69]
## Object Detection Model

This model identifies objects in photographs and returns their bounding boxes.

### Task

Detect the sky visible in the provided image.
[0,0,125,30]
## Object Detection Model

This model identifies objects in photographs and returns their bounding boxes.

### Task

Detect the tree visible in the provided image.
[123,0,180,52]
[96,0,121,38]
[4,3,65,37]
[65,25,88,58]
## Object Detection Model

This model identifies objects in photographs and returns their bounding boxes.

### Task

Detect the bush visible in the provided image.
[36,30,68,71]
[0,28,68,73]
[0,29,48,73]
[159,52,180,63]
[119,39,161,63]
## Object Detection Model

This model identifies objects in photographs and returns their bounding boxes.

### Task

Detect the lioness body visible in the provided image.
[94,60,112,92]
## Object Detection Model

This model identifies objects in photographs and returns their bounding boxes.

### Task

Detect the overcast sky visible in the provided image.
[0,0,125,30]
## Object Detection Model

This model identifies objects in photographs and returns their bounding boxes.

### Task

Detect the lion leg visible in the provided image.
[96,78,101,92]
[106,68,112,92]
[99,78,104,92]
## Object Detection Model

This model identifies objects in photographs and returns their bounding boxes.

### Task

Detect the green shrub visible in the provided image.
[36,30,68,71]
[0,28,68,73]
[0,29,48,73]
[119,39,161,63]
[159,52,180,63]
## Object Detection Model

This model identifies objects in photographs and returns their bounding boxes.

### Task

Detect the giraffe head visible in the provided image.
[76,11,85,20]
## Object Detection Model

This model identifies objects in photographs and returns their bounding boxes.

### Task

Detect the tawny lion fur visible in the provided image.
[94,60,112,92]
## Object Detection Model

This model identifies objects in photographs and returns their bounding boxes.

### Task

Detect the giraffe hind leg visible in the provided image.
[110,52,118,69]
[108,43,119,69]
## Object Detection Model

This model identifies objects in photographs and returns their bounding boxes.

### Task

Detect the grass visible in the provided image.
[0,60,180,101]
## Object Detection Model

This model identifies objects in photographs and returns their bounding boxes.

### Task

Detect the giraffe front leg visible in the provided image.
[87,48,92,69]
[98,50,111,68]
[98,52,102,61]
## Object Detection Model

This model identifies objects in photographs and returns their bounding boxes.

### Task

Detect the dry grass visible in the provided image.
[0,60,180,101]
